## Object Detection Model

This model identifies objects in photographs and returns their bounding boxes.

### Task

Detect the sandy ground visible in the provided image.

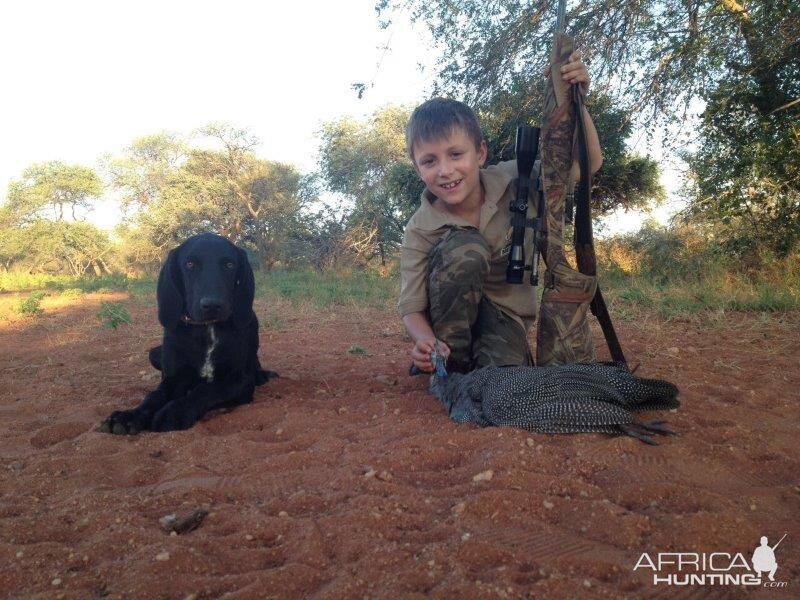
[0,292,798,599]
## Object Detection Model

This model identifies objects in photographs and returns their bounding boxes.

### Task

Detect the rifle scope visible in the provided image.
[506,126,540,284]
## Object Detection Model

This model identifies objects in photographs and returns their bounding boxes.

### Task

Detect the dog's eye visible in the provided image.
[224,261,236,270]
[185,260,195,270]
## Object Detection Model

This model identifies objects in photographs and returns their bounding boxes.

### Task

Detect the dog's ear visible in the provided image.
[157,247,185,330]
[232,246,255,329]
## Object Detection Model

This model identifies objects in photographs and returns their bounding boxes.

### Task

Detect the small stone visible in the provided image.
[376,470,393,482]
[159,514,177,531]
[461,532,471,541]
[473,470,494,483]
[364,468,376,479]
[543,500,554,510]
[393,408,400,416]
[245,534,254,541]
[184,594,198,600]
[16,551,23,558]
[278,511,289,518]
[579,490,589,498]
[159,509,207,534]
[275,428,283,436]
[155,551,170,561]
[52,578,61,586]
[750,504,757,511]
[526,438,535,447]
[583,579,592,588]
[452,502,466,516]
[375,375,397,386]
[667,347,679,355]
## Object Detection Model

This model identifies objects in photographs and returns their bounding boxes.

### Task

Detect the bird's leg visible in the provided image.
[640,420,677,436]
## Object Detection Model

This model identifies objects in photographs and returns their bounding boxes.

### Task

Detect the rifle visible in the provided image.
[534,0,626,366]
[771,533,787,551]
[572,85,626,363]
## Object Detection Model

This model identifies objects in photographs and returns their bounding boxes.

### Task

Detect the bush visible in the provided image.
[96,301,132,329]
[14,291,47,315]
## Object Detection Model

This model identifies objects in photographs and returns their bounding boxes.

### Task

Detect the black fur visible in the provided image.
[100,233,276,434]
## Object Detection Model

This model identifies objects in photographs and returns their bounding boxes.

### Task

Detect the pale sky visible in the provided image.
[0,0,679,233]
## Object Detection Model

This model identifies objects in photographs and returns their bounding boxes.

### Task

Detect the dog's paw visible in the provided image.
[256,369,279,385]
[150,403,196,432]
[100,409,150,435]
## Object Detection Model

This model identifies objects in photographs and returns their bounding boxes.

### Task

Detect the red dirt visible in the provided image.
[1,293,798,598]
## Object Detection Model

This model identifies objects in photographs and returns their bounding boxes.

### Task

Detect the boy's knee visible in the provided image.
[429,228,490,281]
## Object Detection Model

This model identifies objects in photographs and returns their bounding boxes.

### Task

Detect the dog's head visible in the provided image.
[157,233,255,331]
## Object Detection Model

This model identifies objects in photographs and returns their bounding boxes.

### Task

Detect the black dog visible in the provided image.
[101,233,276,434]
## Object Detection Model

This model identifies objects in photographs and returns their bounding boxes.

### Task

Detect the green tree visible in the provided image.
[479,82,664,216]
[105,132,186,212]
[6,161,102,222]
[0,220,113,275]
[378,0,798,127]
[109,124,311,270]
[379,0,799,251]
[1,162,111,274]
[682,89,800,259]
[318,106,424,265]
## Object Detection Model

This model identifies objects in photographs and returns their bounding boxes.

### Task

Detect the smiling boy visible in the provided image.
[399,53,603,374]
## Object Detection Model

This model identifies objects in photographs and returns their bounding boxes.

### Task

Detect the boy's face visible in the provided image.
[412,127,487,212]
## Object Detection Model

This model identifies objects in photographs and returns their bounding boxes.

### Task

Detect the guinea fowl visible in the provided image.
[429,348,679,445]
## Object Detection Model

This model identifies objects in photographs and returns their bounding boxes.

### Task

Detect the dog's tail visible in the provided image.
[256,369,278,385]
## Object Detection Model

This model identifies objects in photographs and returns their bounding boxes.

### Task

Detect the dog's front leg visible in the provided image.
[100,384,173,435]
[149,374,255,432]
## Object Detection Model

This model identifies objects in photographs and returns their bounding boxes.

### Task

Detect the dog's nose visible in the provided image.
[199,298,223,319]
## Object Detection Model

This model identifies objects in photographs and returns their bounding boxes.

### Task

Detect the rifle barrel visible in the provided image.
[555,0,567,33]
[772,533,787,551]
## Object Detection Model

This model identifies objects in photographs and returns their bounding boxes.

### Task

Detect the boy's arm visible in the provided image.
[570,106,603,181]
[403,311,452,372]
[399,226,452,372]
[558,51,603,179]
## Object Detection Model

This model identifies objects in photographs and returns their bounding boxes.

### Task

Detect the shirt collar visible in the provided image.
[412,162,515,232]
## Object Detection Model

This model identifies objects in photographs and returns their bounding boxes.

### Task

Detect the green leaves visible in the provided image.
[317,106,423,265]
[108,124,310,270]
[6,161,102,223]
[96,301,132,330]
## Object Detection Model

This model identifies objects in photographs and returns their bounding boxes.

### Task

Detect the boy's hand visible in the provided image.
[410,338,451,373]
[544,51,591,90]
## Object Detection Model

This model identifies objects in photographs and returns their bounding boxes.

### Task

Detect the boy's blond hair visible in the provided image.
[406,97,484,161]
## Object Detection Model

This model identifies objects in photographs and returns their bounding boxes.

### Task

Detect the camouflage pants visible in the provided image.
[427,227,533,373]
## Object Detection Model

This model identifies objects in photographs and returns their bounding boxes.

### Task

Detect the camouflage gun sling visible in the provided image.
[535,0,625,366]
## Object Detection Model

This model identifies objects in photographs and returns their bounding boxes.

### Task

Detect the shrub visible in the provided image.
[96,301,132,329]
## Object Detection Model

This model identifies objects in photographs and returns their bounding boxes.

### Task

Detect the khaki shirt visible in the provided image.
[398,159,539,331]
